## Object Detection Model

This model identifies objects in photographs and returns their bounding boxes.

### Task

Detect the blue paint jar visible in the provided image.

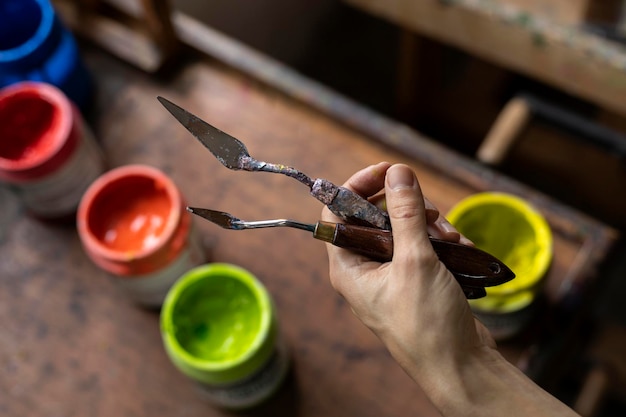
[0,0,92,110]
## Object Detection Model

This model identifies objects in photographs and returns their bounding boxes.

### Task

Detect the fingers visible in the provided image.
[384,164,437,263]
[371,188,472,245]
[458,234,474,246]
[323,162,392,272]
[346,161,391,198]
[428,216,461,242]
[423,198,440,224]
[370,194,440,224]
[321,162,391,223]
[323,162,473,272]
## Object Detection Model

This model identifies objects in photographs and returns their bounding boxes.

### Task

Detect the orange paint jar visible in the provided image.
[77,165,205,307]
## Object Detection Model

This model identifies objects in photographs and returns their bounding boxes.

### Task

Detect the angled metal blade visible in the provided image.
[157,96,249,170]
[187,207,315,232]
[187,207,242,229]
[159,97,389,229]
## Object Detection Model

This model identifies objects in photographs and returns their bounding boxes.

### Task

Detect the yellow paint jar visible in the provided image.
[447,192,553,340]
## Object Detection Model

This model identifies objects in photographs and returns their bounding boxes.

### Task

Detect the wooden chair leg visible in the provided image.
[476,96,531,165]
[140,0,178,57]
[573,324,626,416]
[53,0,179,73]
[574,364,610,417]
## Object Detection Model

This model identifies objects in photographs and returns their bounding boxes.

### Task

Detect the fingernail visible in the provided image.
[438,219,457,234]
[434,218,461,242]
[387,165,416,191]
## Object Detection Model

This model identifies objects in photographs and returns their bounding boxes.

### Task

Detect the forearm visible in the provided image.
[386,340,580,417]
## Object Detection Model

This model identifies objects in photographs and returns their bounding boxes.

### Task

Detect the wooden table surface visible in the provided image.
[0,41,618,417]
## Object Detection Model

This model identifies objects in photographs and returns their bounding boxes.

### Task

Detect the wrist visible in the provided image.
[425,346,506,416]
[383,332,500,413]
[384,339,579,417]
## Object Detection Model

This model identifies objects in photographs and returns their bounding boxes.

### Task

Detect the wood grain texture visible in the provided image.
[0,42,617,416]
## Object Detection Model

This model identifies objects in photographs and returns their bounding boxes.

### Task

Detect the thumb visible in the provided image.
[385,164,437,263]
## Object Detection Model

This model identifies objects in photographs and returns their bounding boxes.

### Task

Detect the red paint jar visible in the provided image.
[0,81,104,218]
[77,165,206,307]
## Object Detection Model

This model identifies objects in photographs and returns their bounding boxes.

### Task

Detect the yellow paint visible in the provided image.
[447,192,552,312]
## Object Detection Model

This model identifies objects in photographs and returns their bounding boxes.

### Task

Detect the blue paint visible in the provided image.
[0,0,92,110]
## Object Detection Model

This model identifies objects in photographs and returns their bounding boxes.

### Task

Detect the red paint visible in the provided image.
[0,82,78,182]
[90,178,172,252]
[0,91,58,162]
[78,165,192,276]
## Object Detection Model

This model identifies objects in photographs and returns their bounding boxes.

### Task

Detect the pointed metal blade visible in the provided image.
[157,96,249,170]
[187,207,244,229]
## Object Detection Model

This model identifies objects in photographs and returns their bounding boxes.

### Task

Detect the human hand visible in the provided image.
[323,162,581,417]
[322,162,495,371]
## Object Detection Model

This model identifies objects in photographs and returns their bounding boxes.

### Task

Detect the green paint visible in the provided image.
[171,276,262,362]
[161,263,276,385]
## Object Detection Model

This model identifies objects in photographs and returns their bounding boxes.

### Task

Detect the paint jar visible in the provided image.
[0,0,92,110]
[160,263,289,409]
[447,192,553,340]
[0,81,104,219]
[77,165,206,307]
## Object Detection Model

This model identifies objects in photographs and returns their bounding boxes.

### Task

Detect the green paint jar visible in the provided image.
[160,263,289,409]
[447,192,553,340]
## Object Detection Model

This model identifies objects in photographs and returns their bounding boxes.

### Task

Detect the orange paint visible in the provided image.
[89,177,172,253]
[78,165,195,278]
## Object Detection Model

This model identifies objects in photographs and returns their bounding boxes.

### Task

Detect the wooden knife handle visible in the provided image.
[314,221,394,261]
[313,221,510,295]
